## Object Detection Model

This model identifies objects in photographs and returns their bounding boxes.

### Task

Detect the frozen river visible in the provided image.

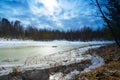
[0,40,112,67]
[0,40,113,76]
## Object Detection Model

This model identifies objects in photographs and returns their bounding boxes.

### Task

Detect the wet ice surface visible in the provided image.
[0,40,111,65]
[0,39,113,76]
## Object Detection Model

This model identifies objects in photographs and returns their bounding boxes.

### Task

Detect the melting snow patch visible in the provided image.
[49,70,79,80]
[83,54,104,72]
[0,67,12,76]
[64,70,79,80]
[49,72,64,80]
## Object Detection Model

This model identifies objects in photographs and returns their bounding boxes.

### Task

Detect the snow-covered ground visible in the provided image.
[0,39,113,77]
[49,47,104,80]
[0,38,113,48]
[49,70,80,80]
[49,54,104,80]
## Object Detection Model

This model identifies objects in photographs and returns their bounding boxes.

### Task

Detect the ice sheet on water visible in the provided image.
[22,45,102,72]
[0,39,112,76]
[0,38,113,48]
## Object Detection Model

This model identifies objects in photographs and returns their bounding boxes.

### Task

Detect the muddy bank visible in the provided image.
[0,44,107,80]
[78,43,120,80]
[0,59,91,80]
[86,43,120,63]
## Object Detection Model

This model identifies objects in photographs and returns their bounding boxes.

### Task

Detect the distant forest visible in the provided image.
[0,18,113,41]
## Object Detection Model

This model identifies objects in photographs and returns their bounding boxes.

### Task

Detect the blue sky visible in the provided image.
[0,0,103,30]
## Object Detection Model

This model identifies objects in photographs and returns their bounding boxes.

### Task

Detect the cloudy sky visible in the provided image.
[0,0,103,31]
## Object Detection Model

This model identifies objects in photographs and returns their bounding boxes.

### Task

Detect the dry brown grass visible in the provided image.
[78,61,120,80]
[77,44,120,80]
[9,67,21,76]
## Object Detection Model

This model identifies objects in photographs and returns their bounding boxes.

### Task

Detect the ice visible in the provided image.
[49,53,105,80]
[20,45,102,75]
[83,54,104,72]
[64,70,79,80]
[49,72,63,80]
[0,39,113,76]
[0,38,113,48]
[0,67,13,76]
[24,45,99,67]
[49,70,79,80]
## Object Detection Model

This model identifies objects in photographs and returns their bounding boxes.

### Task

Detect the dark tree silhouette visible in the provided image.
[95,0,120,47]
[0,18,113,41]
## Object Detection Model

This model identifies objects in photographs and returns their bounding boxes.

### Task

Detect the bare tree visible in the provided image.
[94,0,120,47]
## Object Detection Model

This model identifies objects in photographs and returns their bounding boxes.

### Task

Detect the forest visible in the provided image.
[0,18,113,41]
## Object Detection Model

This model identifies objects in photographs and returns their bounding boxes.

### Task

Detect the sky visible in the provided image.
[0,0,103,31]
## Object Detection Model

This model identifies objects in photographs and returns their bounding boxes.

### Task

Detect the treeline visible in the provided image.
[0,18,113,41]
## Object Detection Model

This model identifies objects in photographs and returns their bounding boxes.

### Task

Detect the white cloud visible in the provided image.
[28,0,60,16]
[0,0,102,30]
[40,0,59,15]
[22,20,31,26]
[27,0,97,29]
[28,0,81,19]
[37,23,53,29]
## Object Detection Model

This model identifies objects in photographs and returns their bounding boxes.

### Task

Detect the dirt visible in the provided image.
[0,59,91,80]
[77,43,120,80]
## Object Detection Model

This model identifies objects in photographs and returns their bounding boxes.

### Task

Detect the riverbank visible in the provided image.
[0,42,114,80]
[0,60,91,80]
[0,43,105,80]
[78,43,120,80]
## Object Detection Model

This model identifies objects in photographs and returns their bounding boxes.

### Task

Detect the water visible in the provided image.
[0,41,87,66]
[0,40,112,66]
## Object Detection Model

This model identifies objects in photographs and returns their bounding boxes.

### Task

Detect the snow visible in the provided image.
[0,45,98,76]
[64,70,79,80]
[49,70,80,80]
[0,39,113,76]
[49,72,64,80]
[19,46,94,73]
[0,38,113,48]
[83,54,104,72]
[48,46,105,80]
[0,67,13,76]
[49,54,104,80]
[23,45,102,68]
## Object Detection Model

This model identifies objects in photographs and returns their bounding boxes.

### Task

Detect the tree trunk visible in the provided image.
[95,0,120,47]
